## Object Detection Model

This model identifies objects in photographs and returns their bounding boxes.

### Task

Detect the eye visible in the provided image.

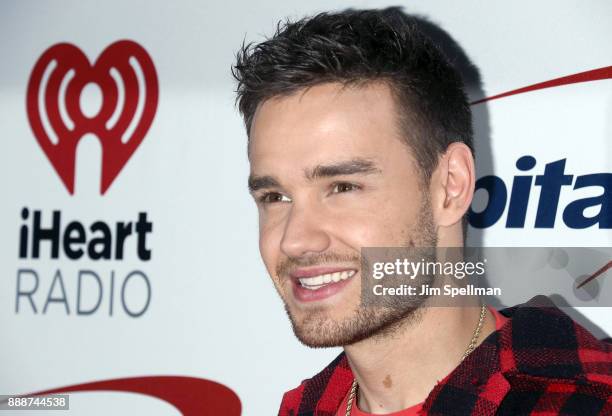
[259,192,292,204]
[332,182,360,194]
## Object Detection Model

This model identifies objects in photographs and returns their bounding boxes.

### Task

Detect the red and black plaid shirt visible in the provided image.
[278,296,612,415]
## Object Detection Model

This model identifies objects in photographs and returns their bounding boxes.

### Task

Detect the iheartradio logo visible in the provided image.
[26,40,158,195]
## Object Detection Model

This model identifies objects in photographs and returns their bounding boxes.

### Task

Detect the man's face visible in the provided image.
[248,82,436,347]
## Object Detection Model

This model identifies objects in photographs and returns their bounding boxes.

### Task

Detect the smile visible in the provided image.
[290,267,358,302]
[299,270,357,290]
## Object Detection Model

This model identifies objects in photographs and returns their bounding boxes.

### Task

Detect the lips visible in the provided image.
[297,270,356,290]
[289,267,358,302]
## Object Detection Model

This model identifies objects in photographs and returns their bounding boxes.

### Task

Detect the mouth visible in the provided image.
[297,270,357,290]
[289,267,358,302]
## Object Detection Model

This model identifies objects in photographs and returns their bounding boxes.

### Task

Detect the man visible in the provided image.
[232,7,612,415]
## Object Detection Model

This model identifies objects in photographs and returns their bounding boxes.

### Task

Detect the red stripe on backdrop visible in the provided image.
[471,66,612,105]
[577,261,612,289]
[14,376,241,415]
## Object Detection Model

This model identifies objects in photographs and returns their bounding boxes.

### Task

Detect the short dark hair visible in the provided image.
[232,7,473,229]
[232,7,477,234]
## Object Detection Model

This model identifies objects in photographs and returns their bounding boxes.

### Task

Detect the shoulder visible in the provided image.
[496,296,612,414]
[278,382,306,416]
[499,295,611,358]
[278,353,353,416]
[499,296,612,377]
[426,297,612,415]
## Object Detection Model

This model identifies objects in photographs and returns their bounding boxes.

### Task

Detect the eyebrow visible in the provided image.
[305,158,381,181]
[248,158,381,193]
[248,175,281,193]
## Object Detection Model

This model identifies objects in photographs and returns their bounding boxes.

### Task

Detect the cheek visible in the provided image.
[258,218,284,276]
[336,203,415,247]
[332,212,388,249]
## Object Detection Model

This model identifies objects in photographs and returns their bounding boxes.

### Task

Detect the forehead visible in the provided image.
[249,82,409,170]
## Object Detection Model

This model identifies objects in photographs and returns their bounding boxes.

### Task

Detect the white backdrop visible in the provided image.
[1,1,610,414]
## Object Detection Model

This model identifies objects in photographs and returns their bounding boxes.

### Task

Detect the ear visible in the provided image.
[430,142,475,227]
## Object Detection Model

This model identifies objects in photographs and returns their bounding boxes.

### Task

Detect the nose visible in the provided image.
[280,202,331,259]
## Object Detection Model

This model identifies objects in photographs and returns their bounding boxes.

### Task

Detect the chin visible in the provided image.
[284,302,421,348]
[292,322,349,349]
[285,306,351,348]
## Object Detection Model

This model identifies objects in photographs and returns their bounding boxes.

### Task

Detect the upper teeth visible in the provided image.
[299,270,356,290]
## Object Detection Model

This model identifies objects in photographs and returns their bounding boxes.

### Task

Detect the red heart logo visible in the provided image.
[26,40,158,194]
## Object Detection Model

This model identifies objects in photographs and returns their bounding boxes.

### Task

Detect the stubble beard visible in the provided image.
[280,195,438,348]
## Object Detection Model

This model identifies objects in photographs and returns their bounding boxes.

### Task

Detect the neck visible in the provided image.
[343,299,495,414]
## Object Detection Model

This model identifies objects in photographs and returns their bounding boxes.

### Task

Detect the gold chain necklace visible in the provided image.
[345,304,487,416]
